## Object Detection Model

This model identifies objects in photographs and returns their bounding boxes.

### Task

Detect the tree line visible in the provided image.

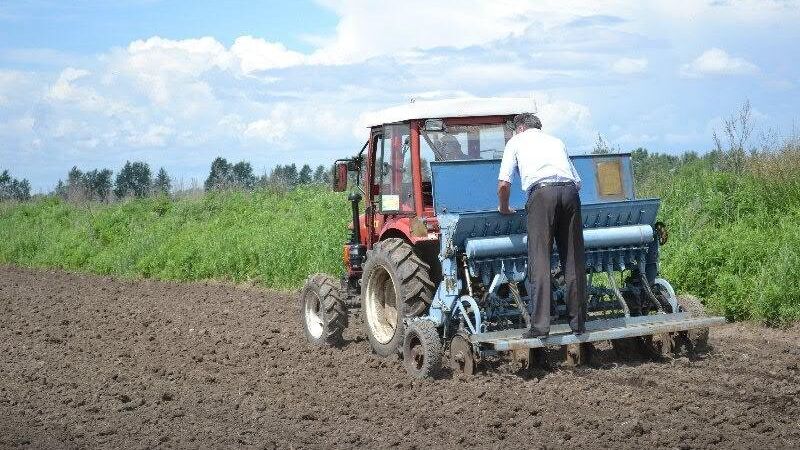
[203,157,331,191]
[0,169,31,202]
[0,157,334,204]
[54,162,172,203]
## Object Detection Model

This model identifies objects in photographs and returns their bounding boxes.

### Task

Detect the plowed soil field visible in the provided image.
[1,266,799,449]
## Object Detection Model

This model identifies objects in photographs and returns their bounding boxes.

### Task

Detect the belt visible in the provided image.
[527,181,575,195]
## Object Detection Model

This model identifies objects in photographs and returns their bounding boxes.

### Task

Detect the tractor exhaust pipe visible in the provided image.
[347,192,364,270]
[348,192,362,245]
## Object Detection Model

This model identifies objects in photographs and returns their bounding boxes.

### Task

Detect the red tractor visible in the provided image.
[299,98,722,378]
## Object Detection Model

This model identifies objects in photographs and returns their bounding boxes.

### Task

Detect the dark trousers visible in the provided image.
[525,184,587,334]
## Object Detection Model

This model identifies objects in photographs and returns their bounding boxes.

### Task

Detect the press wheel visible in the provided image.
[640,333,674,359]
[449,334,476,376]
[402,319,442,379]
[675,296,709,352]
[565,343,593,367]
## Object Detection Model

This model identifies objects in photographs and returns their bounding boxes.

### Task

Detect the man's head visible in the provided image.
[513,113,542,133]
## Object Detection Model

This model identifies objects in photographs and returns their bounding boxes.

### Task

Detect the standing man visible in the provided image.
[497,113,586,338]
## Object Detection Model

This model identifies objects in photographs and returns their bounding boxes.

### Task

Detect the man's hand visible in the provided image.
[497,180,515,215]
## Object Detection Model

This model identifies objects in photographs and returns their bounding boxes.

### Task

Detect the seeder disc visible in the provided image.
[449,334,476,376]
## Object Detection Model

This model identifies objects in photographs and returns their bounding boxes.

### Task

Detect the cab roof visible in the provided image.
[359,97,538,128]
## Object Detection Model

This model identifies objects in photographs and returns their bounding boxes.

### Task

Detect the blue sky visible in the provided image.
[1,0,799,191]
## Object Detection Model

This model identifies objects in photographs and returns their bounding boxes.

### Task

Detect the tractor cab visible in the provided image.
[369,117,511,216]
[356,99,526,245]
[332,99,534,290]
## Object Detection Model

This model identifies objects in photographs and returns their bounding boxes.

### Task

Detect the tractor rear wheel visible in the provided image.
[299,274,348,347]
[361,238,434,357]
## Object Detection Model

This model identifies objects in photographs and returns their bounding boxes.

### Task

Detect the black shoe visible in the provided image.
[571,328,586,336]
[522,329,549,339]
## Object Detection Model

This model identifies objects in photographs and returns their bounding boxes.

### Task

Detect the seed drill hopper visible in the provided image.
[299,98,725,378]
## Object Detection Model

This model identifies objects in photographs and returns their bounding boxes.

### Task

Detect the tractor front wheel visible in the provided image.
[299,274,348,347]
[360,238,434,357]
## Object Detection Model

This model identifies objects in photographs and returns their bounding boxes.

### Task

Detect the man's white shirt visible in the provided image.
[498,128,582,193]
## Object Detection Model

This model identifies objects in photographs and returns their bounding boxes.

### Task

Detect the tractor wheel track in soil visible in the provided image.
[0,266,798,449]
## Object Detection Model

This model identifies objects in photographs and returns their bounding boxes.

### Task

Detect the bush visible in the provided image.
[639,155,800,325]
[0,187,349,290]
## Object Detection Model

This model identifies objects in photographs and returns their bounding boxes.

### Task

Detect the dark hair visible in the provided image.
[513,113,542,130]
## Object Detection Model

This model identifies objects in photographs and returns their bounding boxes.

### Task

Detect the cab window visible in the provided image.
[419,123,511,183]
[377,124,414,213]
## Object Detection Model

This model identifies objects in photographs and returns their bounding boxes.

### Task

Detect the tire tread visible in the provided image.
[403,319,442,379]
[300,273,348,347]
[360,238,435,356]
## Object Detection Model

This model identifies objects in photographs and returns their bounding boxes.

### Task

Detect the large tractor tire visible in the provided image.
[360,238,434,357]
[299,274,348,347]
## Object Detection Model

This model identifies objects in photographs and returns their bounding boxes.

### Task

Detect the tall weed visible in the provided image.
[0,187,349,289]
[644,158,800,325]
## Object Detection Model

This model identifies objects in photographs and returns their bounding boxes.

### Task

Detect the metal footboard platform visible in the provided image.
[469,313,727,351]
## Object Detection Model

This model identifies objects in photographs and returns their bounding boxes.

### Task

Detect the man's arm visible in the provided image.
[497,140,517,214]
[569,159,582,191]
[565,142,582,190]
[497,180,514,214]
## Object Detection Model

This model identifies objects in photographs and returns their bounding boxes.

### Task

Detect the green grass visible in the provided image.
[1,156,799,324]
[640,160,800,325]
[0,187,349,289]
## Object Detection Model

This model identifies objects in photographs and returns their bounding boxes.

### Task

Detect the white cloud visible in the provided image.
[128,124,174,147]
[0,115,35,135]
[614,132,657,145]
[447,64,581,86]
[243,118,288,142]
[305,0,798,66]
[242,102,354,145]
[48,67,91,100]
[126,36,231,71]
[611,57,648,74]
[47,67,134,116]
[4,0,800,190]
[111,36,231,106]
[407,90,474,101]
[306,0,800,68]
[680,48,759,78]
[308,0,536,65]
[536,97,594,142]
[231,36,307,73]
[0,69,25,87]
[0,70,27,104]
